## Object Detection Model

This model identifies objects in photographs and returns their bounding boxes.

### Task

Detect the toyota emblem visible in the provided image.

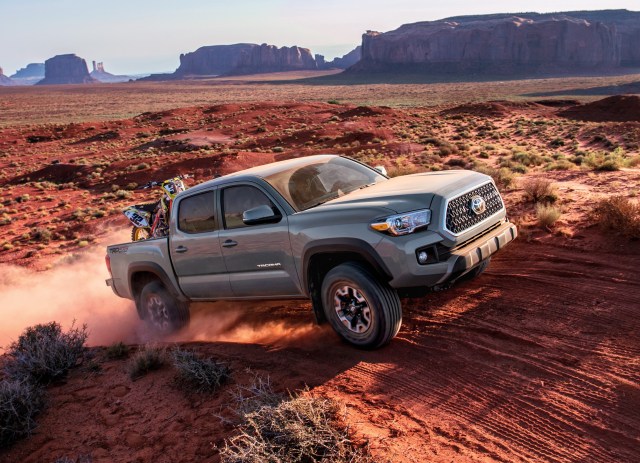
[470,195,486,215]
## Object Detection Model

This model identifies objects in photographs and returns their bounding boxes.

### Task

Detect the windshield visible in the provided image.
[264,157,387,211]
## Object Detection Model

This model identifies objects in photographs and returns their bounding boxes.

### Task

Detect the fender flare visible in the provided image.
[301,238,392,292]
[127,262,187,303]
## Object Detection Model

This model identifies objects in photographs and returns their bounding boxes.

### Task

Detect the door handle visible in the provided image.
[222,239,238,248]
[175,246,188,253]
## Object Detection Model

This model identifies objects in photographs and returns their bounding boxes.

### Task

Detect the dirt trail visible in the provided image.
[1,239,638,463]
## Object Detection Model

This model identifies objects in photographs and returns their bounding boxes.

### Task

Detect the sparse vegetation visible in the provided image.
[171,348,231,393]
[536,204,562,228]
[128,346,166,380]
[219,376,371,463]
[522,178,557,204]
[0,380,44,449]
[3,322,87,385]
[105,342,130,360]
[592,196,640,239]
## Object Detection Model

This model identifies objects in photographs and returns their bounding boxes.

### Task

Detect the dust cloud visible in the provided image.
[0,230,142,352]
[0,229,329,352]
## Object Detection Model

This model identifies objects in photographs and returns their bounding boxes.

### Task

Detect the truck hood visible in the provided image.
[314,169,490,214]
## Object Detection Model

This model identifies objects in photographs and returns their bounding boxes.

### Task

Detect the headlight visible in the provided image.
[370,209,431,236]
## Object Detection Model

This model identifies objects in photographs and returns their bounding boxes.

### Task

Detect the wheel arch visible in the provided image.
[128,262,186,318]
[302,239,392,324]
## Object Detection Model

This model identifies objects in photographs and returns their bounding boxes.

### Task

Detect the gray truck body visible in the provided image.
[106,154,516,346]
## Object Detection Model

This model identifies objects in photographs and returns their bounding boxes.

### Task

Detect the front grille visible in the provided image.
[445,183,503,234]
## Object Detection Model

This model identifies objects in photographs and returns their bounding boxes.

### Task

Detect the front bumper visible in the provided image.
[384,220,517,289]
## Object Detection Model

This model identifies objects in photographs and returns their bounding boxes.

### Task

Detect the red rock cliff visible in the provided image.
[174,43,317,77]
[350,9,640,76]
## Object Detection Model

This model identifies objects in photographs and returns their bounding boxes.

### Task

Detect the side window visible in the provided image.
[178,191,216,233]
[223,185,277,229]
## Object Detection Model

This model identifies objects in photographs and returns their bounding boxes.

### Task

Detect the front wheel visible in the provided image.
[321,262,401,349]
[139,281,189,334]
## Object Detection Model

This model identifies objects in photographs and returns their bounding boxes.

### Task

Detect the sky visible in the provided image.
[1,0,638,76]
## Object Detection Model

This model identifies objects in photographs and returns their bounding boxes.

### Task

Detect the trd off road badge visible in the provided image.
[470,195,486,215]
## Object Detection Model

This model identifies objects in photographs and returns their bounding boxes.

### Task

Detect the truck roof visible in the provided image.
[186,154,339,193]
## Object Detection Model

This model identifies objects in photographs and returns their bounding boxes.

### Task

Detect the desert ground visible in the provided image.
[0,74,639,462]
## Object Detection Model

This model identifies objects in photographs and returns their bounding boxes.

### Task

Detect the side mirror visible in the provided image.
[242,205,281,225]
[374,165,388,176]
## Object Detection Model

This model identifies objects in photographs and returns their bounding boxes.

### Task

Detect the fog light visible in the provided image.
[417,251,429,264]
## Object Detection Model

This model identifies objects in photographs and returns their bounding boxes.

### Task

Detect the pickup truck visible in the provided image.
[106,154,516,348]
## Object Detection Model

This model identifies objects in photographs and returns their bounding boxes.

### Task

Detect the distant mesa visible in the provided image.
[347,9,640,78]
[140,42,336,81]
[36,54,98,85]
[90,61,130,83]
[10,63,45,85]
[316,46,361,70]
[0,66,15,86]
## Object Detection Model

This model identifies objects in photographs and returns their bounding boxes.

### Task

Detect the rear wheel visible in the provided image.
[132,227,150,241]
[139,281,189,334]
[321,262,401,349]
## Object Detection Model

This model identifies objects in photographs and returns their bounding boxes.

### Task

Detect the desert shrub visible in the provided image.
[171,349,231,393]
[105,342,130,360]
[387,164,421,177]
[4,322,87,385]
[32,227,52,243]
[591,196,640,239]
[473,164,514,190]
[545,159,574,171]
[583,151,624,171]
[512,151,543,167]
[0,379,44,448]
[220,377,370,463]
[127,346,165,380]
[115,190,132,199]
[521,178,557,204]
[536,204,561,228]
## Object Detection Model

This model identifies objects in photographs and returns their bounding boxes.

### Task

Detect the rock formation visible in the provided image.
[349,9,640,77]
[0,67,15,86]
[90,61,130,83]
[317,46,361,69]
[141,43,317,80]
[11,63,45,79]
[36,54,98,85]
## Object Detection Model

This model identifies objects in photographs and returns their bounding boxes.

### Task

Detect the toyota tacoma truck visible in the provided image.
[106,154,517,348]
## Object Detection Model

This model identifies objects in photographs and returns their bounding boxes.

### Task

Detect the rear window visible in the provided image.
[178,191,216,233]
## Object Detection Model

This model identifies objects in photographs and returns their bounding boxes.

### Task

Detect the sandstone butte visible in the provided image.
[349,9,640,76]
[36,54,98,85]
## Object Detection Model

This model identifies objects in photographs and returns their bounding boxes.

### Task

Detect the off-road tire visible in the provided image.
[321,262,401,349]
[139,281,189,334]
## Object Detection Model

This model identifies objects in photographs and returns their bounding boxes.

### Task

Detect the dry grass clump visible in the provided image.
[4,322,87,385]
[0,380,44,449]
[592,196,640,239]
[536,204,562,228]
[171,349,231,393]
[473,164,514,190]
[127,345,166,380]
[105,341,130,360]
[522,178,557,204]
[219,376,371,463]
